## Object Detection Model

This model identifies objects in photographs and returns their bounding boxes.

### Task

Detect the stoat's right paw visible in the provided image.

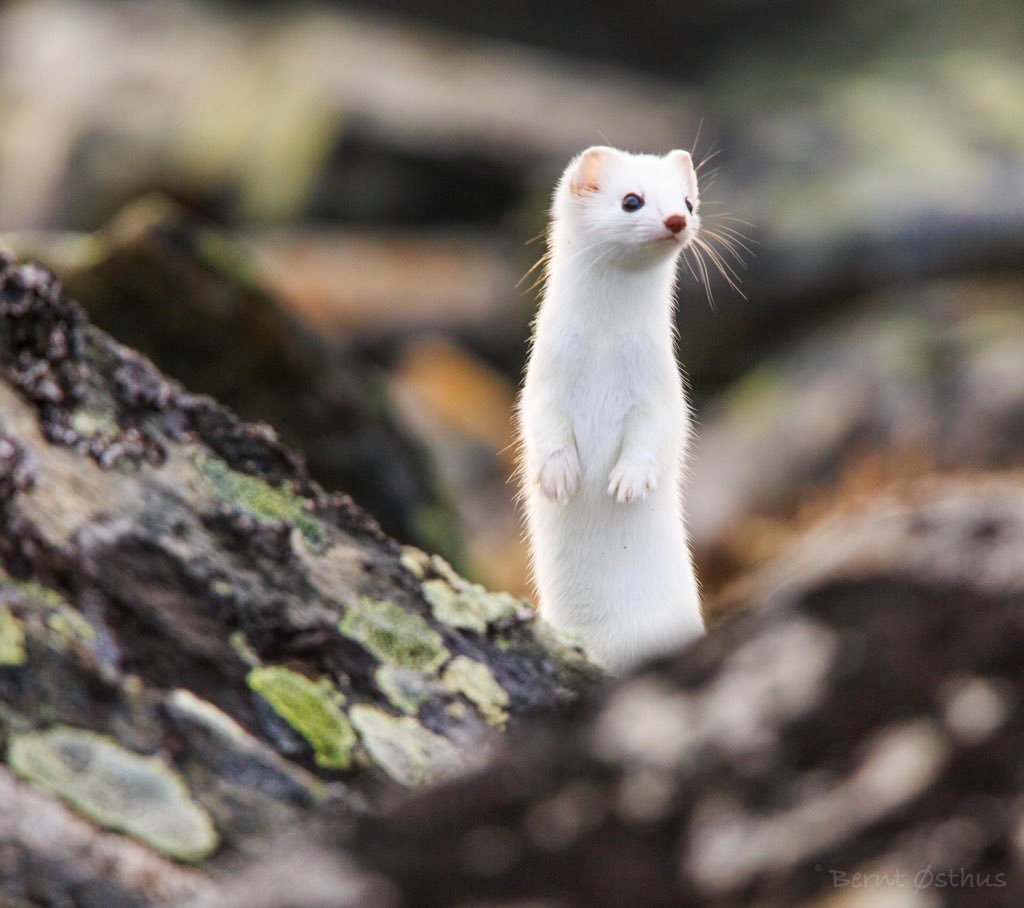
[535,447,580,503]
[607,458,657,504]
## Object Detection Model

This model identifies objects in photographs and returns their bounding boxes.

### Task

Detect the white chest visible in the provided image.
[554,329,680,470]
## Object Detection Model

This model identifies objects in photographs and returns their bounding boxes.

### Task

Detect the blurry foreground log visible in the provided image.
[186,478,1024,907]
[0,251,595,905]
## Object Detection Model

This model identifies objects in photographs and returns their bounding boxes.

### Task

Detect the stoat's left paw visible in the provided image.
[607,459,657,504]
[536,446,581,503]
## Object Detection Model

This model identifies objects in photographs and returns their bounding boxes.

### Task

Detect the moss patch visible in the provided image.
[7,727,218,861]
[349,705,462,787]
[340,597,449,673]
[247,666,355,769]
[441,656,510,729]
[0,607,26,666]
[199,455,327,550]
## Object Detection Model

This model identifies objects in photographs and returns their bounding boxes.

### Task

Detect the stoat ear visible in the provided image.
[666,149,699,201]
[569,146,616,199]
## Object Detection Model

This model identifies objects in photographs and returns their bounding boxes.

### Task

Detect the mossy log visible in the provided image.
[0,251,595,906]
[185,478,1024,907]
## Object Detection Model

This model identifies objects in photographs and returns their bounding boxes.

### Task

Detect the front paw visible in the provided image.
[535,447,581,503]
[607,458,657,504]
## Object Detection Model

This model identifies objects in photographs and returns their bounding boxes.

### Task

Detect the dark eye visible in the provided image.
[621,193,644,213]
[685,198,694,214]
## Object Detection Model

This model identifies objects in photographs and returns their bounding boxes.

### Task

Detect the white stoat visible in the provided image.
[517,145,704,671]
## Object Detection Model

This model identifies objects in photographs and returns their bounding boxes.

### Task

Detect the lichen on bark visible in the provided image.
[0,249,597,900]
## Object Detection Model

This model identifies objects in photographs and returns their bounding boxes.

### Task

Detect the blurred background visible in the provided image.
[1,0,1022,615]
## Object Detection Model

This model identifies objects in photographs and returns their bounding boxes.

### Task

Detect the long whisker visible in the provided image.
[714,214,757,229]
[697,246,716,310]
[701,228,751,266]
[687,243,715,310]
[703,238,747,270]
[707,221,758,246]
[698,172,720,194]
[516,250,549,289]
[681,250,700,284]
[695,234,743,285]
[703,218,758,260]
[693,235,747,299]
[696,147,721,172]
[698,258,716,311]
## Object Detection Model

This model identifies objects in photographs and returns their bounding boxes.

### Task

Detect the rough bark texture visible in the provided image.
[7,197,463,562]
[0,251,595,905]
[5,247,1024,908]
[185,478,1024,908]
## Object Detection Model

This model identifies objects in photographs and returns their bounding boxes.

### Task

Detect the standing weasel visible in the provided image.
[518,146,704,671]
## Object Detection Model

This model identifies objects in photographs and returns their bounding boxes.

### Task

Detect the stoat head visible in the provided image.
[555,146,700,265]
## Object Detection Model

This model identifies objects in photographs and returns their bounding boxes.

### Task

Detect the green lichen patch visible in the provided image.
[428,554,469,588]
[422,576,521,636]
[198,455,328,550]
[9,578,66,611]
[69,409,119,443]
[45,609,97,645]
[247,666,355,769]
[441,656,510,729]
[376,665,429,715]
[531,619,595,675]
[349,705,462,787]
[444,700,469,721]
[229,630,261,668]
[400,546,431,580]
[7,727,218,861]
[0,573,95,651]
[340,597,449,674]
[0,572,95,650]
[0,607,27,666]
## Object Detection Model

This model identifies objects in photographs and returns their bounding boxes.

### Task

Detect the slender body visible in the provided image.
[518,146,704,670]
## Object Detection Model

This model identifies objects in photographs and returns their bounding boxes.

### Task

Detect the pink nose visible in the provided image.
[664,215,687,234]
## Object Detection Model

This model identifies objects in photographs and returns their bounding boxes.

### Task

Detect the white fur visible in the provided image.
[518,146,705,671]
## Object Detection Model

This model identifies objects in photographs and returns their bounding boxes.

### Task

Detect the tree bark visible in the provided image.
[0,250,595,905]
[7,197,463,562]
